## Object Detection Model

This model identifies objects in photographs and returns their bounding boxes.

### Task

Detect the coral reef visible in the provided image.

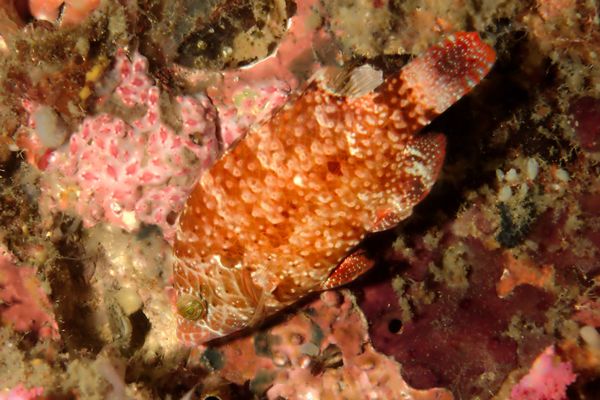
[0,0,600,398]
[354,95,600,397]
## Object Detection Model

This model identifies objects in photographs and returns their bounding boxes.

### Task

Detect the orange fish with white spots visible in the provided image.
[174,32,496,344]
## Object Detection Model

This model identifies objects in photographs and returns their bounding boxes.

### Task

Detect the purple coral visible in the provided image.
[510,346,576,400]
[37,51,218,241]
[570,96,600,153]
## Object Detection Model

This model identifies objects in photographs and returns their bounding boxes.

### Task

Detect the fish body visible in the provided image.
[174,32,496,344]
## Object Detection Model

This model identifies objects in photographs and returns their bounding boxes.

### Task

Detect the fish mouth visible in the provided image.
[176,303,258,345]
[176,317,220,346]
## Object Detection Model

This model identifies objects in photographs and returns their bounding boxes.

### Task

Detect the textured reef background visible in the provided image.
[1,0,600,399]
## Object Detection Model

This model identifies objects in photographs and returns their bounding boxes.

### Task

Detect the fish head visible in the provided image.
[174,289,216,345]
[173,256,266,345]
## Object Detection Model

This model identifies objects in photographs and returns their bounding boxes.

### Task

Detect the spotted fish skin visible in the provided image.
[174,32,496,345]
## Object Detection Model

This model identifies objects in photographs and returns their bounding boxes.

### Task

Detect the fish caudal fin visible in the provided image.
[381,32,496,131]
[401,31,496,114]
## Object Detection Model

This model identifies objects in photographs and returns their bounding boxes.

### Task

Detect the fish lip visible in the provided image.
[177,318,220,346]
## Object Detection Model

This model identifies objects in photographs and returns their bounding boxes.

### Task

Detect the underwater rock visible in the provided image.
[357,238,555,396]
[356,95,600,399]
[29,0,100,26]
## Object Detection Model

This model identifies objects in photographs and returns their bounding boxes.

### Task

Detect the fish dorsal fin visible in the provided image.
[319,64,383,98]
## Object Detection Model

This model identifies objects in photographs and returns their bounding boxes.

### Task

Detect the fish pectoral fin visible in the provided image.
[321,249,375,290]
[369,207,411,232]
[367,132,446,233]
[403,132,446,191]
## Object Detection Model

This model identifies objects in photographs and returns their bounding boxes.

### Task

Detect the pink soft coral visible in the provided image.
[0,384,43,400]
[0,246,58,340]
[511,346,577,400]
[35,51,218,241]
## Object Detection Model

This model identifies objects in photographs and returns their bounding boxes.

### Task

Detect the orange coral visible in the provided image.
[497,252,554,298]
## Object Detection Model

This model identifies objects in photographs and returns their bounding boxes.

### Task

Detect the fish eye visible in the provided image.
[176,293,207,321]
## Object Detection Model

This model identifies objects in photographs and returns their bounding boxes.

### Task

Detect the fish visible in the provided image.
[173,32,496,345]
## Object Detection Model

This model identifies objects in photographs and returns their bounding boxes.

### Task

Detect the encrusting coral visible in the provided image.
[190,290,453,400]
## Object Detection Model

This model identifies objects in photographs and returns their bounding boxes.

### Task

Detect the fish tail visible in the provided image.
[381,32,496,130]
